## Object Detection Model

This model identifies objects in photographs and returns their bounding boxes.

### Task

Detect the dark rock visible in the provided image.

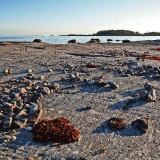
[91,38,101,43]
[139,90,148,100]
[122,40,131,43]
[131,117,150,133]
[107,39,113,41]
[38,87,50,95]
[33,39,42,43]
[30,93,43,103]
[144,82,153,90]
[108,81,119,89]
[68,39,77,43]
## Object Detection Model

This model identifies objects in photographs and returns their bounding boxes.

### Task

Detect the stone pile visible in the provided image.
[0,73,60,130]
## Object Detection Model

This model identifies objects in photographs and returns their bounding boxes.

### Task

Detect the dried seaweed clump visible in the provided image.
[108,117,127,130]
[139,54,160,61]
[86,63,99,68]
[32,117,80,143]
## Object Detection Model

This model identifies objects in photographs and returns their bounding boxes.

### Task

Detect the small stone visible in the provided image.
[8,68,12,74]
[131,117,150,133]
[108,81,119,89]
[28,69,33,73]
[49,83,60,91]
[70,74,76,79]
[25,126,32,131]
[4,68,8,75]
[13,118,27,128]
[20,88,27,93]
[39,75,45,80]
[139,90,148,100]
[11,129,16,133]
[61,77,66,81]
[11,135,17,141]
[148,89,156,102]
[3,117,12,129]
[30,103,38,113]
[88,80,94,85]
[144,82,153,90]
[84,78,88,82]
[39,87,50,95]
[48,68,53,72]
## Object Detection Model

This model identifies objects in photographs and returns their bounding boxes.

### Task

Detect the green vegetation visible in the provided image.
[93,30,160,36]
[60,30,160,36]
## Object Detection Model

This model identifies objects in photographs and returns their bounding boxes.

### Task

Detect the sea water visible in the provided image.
[0,35,160,44]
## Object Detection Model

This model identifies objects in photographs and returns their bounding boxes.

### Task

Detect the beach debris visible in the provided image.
[131,117,150,133]
[108,117,127,130]
[108,81,119,89]
[32,117,80,143]
[33,39,42,43]
[68,39,77,43]
[86,63,99,68]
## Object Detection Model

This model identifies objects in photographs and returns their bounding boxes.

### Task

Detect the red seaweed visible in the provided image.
[32,117,80,143]
[86,63,99,68]
[108,117,127,130]
[139,54,160,61]
[150,47,160,51]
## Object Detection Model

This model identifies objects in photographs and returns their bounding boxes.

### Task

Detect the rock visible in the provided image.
[139,90,148,100]
[84,78,88,82]
[15,109,27,119]
[26,73,35,79]
[61,77,67,81]
[70,74,76,79]
[39,87,50,95]
[87,40,97,43]
[8,68,12,74]
[11,135,17,141]
[30,103,38,113]
[131,117,150,133]
[107,39,113,41]
[68,39,77,43]
[122,40,131,43]
[88,80,94,85]
[49,83,60,91]
[13,118,27,128]
[20,88,27,93]
[148,89,156,102]
[4,69,8,75]
[144,82,153,90]
[33,39,42,43]
[39,75,45,80]
[108,81,119,89]
[91,38,101,43]
[3,117,12,129]
[31,93,43,103]
[48,68,53,72]
[28,69,33,73]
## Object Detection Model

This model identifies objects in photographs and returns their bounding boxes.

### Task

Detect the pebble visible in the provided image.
[139,90,148,100]
[88,80,94,85]
[108,81,119,89]
[144,82,153,90]
[148,89,156,102]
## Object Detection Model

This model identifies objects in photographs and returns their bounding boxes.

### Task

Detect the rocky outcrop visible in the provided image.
[68,39,77,43]
[33,39,42,43]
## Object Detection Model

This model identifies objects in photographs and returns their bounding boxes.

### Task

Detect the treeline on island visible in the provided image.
[59,30,160,36]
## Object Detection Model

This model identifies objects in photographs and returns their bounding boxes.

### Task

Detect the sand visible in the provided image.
[0,41,159,160]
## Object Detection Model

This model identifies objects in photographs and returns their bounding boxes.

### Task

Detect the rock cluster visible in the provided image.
[0,73,60,130]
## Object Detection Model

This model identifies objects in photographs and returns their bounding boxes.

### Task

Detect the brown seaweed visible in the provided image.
[108,117,127,130]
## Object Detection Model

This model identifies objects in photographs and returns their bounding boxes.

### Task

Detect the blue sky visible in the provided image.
[0,0,160,35]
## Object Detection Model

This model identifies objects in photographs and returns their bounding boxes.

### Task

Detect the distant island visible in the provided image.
[59,30,160,36]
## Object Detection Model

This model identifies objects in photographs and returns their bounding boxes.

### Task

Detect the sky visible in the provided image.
[0,0,160,35]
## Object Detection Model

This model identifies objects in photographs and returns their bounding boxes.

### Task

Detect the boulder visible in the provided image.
[33,39,42,43]
[122,40,131,43]
[107,39,113,41]
[68,39,77,43]
[91,38,101,43]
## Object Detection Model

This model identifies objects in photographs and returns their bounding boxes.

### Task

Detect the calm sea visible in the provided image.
[0,35,160,44]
